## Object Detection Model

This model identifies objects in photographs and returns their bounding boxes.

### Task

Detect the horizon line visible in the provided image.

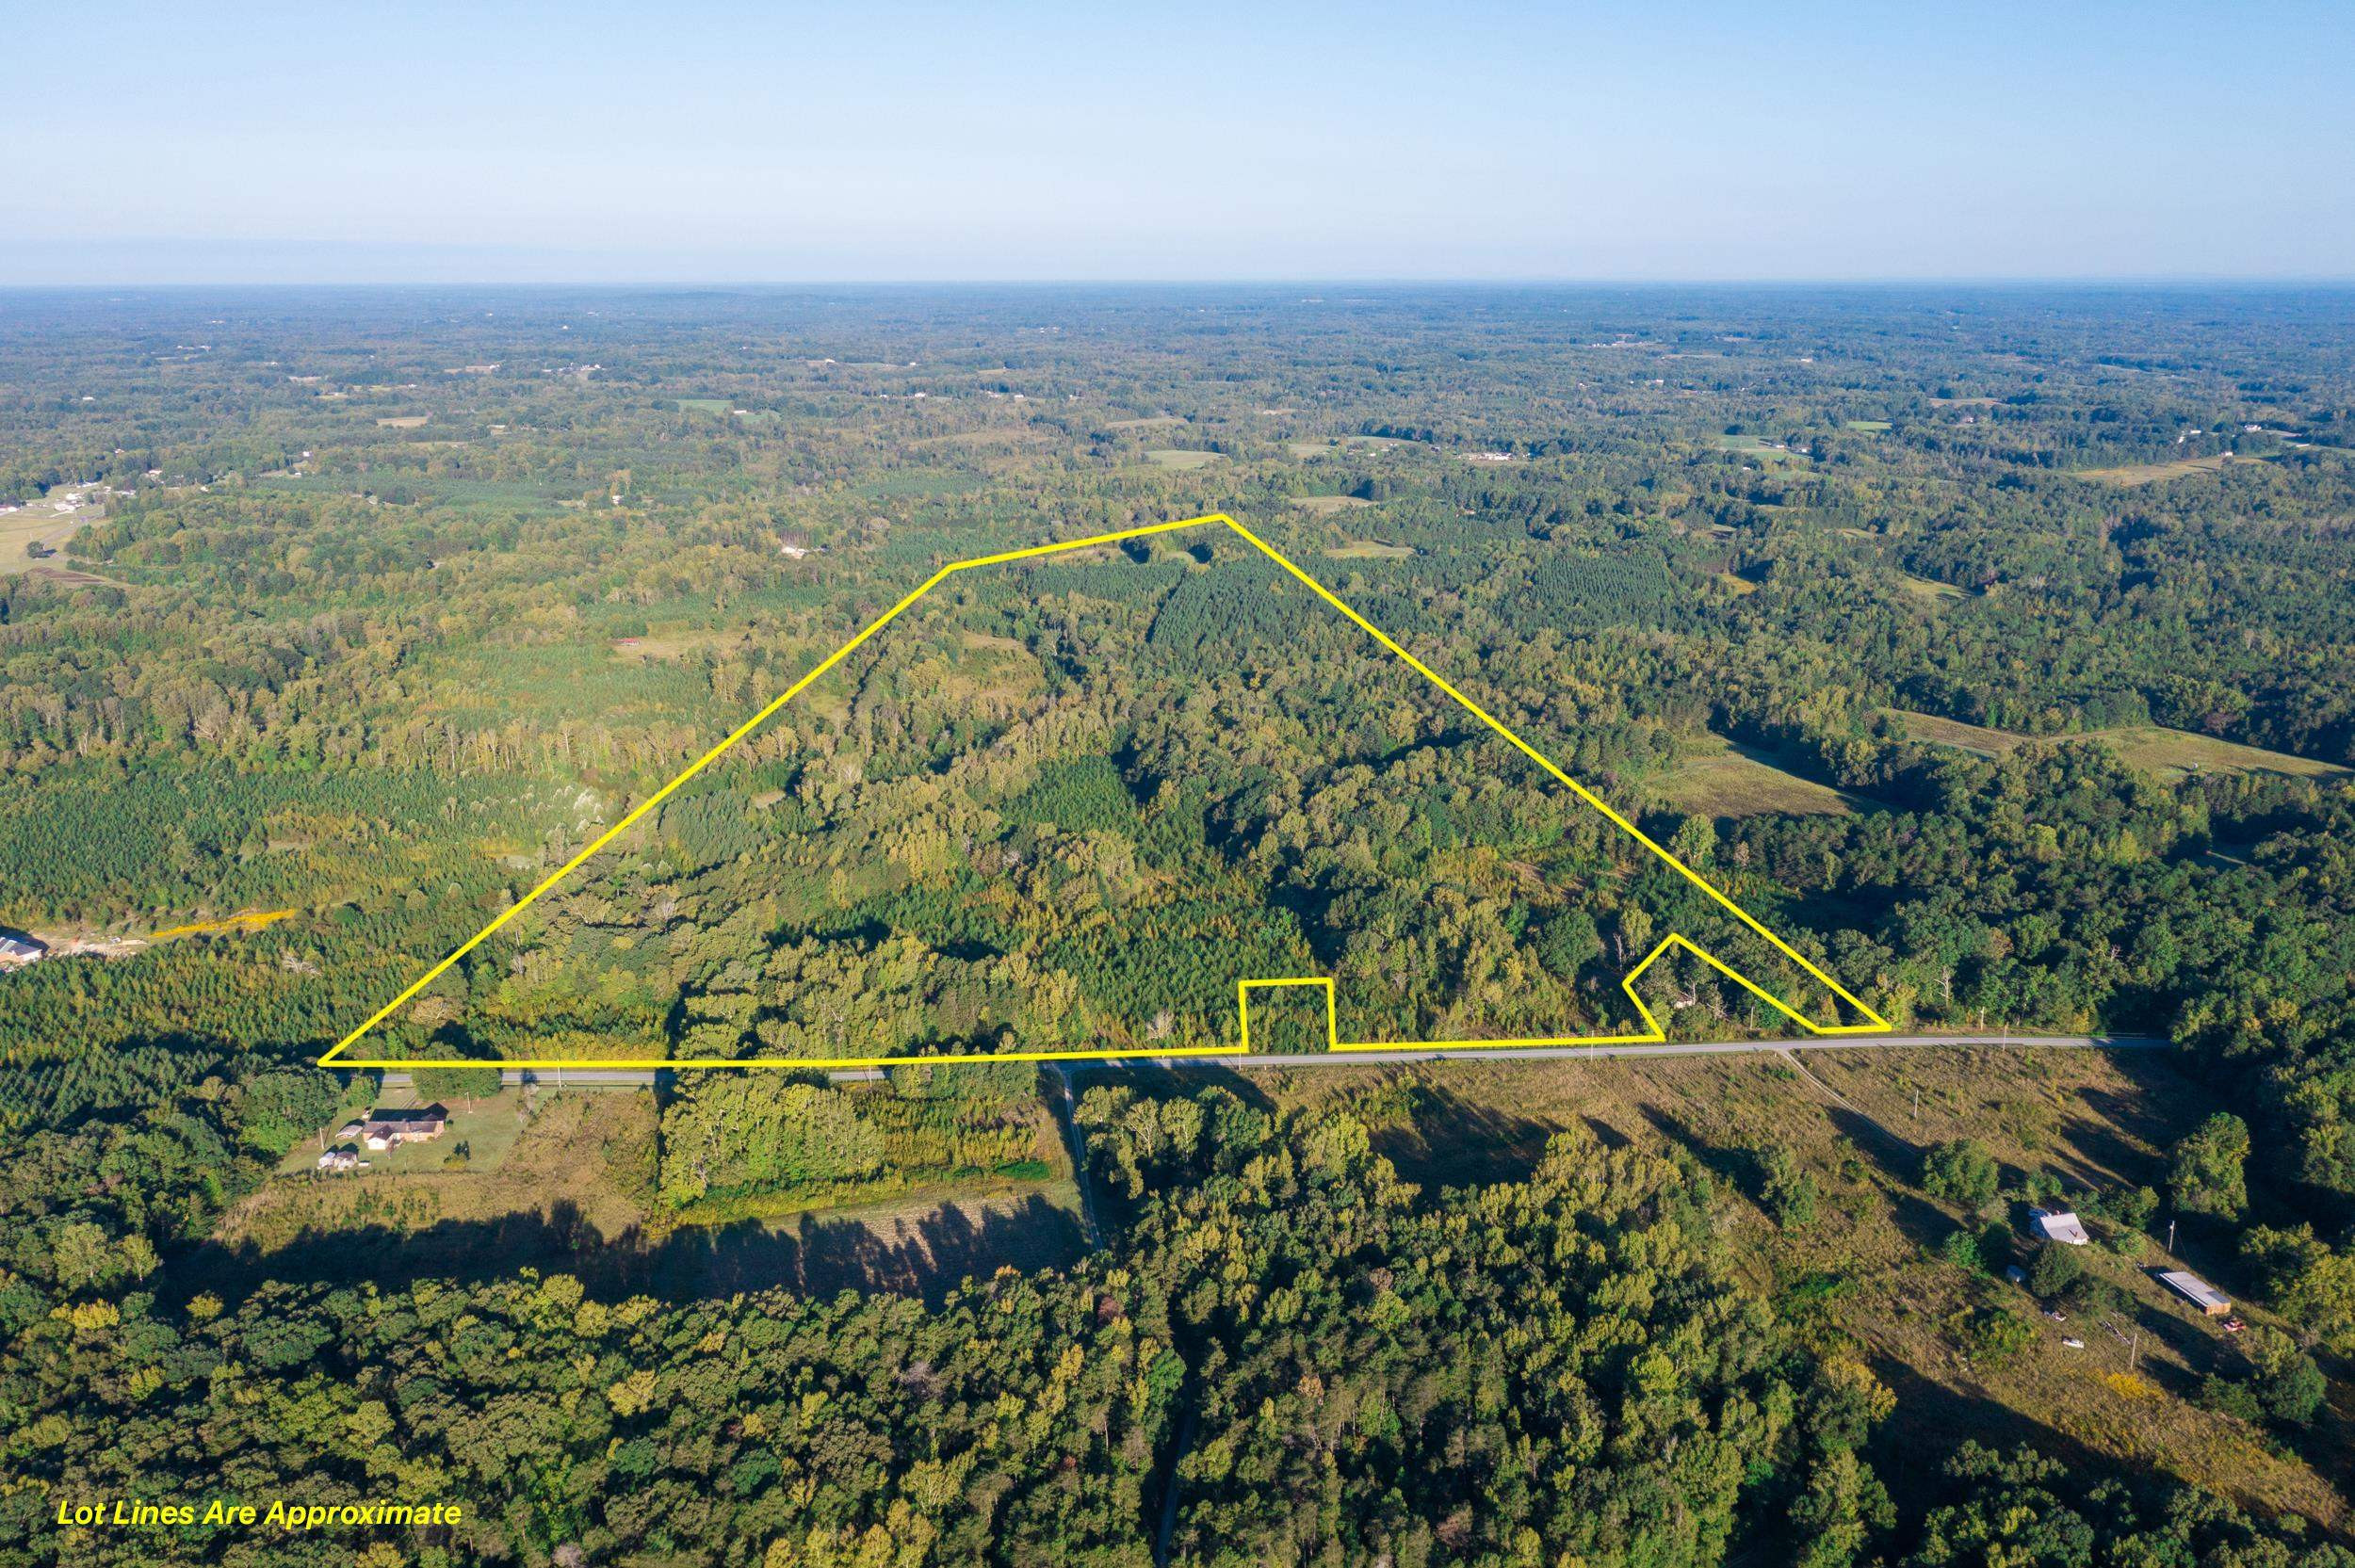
[8,274,2355,292]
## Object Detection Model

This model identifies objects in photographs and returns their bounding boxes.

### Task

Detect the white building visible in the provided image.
[2159,1270,2232,1317]
[2030,1207,2090,1246]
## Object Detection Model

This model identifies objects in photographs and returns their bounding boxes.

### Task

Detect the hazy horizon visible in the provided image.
[8,0,2351,287]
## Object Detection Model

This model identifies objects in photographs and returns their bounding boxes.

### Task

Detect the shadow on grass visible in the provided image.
[1864,1351,2122,1528]
[181,1192,1085,1310]
[1371,1086,1556,1192]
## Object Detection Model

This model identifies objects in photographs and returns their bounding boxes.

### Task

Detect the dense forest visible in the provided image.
[1,284,2352,1561]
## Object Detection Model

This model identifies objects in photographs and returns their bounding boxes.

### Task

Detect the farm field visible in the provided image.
[1323,537,1414,557]
[1291,493,1373,514]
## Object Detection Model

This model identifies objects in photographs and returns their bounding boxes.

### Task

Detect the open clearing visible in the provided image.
[270,1083,534,1179]
[239,1089,651,1249]
[1713,432,1810,465]
[1323,539,1416,559]
[1144,448,1222,470]
[1899,573,1968,604]
[1287,435,1413,459]
[1845,419,1892,432]
[1653,733,1862,817]
[1892,709,2345,779]
[0,508,90,574]
[1291,494,1373,514]
[375,414,430,429]
[2075,453,2236,486]
[1108,414,1187,430]
[1231,1046,2347,1527]
[221,1087,1086,1302]
[2099,726,2345,778]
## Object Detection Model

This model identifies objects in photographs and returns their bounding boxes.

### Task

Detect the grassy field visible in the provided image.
[0,506,90,574]
[1845,419,1893,432]
[1108,413,1187,430]
[239,1089,654,1247]
[1232,1046,2347,1527]
[645,1184,1088,1302]
[1286,435,1412,459]
[1653,733,1862,817]
[675,397,730,413]
[2096,725,2346,779]
[1891,709,2346,778]
[1144,448,1222,470]
[2075,453,2236,486]
[1713,432,1810,465]
[222,1086,1086,1303]
[1291,494,1373,515]
[272,1084,536,1178]
[1324,539,1415,558]
[1900,573,1967,604]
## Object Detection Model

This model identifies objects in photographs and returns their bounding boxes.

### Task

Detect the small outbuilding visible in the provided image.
[2030,1207,2091,1246]
[0,931,47,967]
[2159,1270,2232,1317]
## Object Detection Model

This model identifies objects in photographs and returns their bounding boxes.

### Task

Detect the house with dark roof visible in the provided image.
[358,1106,450,1151]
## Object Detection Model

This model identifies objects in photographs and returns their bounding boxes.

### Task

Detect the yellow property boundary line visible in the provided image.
[323,512,1889,1071]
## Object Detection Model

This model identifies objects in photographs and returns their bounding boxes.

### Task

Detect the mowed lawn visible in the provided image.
[1891,709,2346,779]
[273,1084,536,1177]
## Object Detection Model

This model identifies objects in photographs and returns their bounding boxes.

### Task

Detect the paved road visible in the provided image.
[372,1033,2167,1091]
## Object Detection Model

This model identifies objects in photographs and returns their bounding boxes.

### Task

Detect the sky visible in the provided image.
[7,0,2352,285]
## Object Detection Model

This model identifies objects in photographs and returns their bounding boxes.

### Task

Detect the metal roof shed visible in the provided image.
[2159,1270,2231,1316]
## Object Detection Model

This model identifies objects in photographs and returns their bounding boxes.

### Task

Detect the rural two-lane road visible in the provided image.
[374,1033,2169,1091]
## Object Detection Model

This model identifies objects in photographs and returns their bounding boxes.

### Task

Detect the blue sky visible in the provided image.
[7,0,2351,283]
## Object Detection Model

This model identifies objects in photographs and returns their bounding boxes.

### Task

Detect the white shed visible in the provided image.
[2030,1207,2090,1246]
